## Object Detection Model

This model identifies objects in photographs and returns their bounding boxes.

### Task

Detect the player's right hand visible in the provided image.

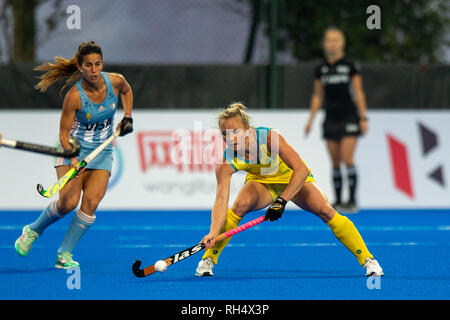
[70,157,85,178]
[201,232,217,249]
[70,157,79,170]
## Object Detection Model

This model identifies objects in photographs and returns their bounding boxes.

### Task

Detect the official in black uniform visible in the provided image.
[305,27,369,213]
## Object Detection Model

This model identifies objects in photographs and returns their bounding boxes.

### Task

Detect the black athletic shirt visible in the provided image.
[314,57,360,121]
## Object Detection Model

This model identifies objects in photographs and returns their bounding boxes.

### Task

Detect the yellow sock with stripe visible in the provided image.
[326,212,373,265]
[202,208,242,264]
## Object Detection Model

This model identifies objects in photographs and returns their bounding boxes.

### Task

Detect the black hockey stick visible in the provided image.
[0,136,80,158]
[132,215,266,277]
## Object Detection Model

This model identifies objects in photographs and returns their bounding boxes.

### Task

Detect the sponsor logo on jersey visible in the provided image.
[321,74,350,85]
[336,65,350,74]
[85,118,112,131]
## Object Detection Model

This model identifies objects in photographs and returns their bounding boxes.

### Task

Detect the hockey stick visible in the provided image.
[36,129,120,198]
[132,214,266,277]
[0,136,80,158]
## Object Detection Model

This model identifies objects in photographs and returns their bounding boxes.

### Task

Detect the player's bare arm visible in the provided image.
[268,129,309,201]
[109,73,134,135]
[305,79,323,136]
[201,161,234,249]
[109,73,133,114]
[59,87,81,168]
[351,74,368,134]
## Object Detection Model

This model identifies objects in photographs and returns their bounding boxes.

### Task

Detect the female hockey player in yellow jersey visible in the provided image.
[195,102,383,277]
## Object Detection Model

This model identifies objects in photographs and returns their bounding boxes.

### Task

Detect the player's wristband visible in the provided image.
[274,196,287,206]
[360,116,368,121]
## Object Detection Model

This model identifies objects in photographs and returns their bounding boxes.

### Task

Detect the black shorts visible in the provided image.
[322,117,361,141]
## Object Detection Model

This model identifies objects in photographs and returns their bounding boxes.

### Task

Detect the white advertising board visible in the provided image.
[0,110,449,210]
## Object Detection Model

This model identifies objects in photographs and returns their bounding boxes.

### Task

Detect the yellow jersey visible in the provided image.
[224,127,313,185]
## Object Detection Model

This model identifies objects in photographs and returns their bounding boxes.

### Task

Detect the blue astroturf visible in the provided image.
[0,209,449,300]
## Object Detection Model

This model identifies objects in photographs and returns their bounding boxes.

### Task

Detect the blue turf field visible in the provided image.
[0,209,449,300]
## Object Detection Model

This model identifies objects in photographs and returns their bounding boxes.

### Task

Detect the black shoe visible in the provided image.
[340,202,358,214]
[332,202,344,212]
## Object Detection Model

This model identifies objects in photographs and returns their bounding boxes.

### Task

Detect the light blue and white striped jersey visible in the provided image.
[70,72,117,149]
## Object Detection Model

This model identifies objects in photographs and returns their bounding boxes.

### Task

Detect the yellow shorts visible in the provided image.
[264,172,316,201]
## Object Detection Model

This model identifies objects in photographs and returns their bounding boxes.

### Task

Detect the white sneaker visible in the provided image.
[195,258,214,276]
[363,258,384,276]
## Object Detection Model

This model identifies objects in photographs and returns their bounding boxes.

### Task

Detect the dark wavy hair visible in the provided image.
[34,41,103,93]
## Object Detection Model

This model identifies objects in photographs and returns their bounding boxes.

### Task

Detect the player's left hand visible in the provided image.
[118,116,133,136]
[265,197,287,221]
[360,119,368,135]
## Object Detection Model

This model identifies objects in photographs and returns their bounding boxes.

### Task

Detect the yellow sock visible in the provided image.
[202,208,242,264]
[327,212,373,265]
